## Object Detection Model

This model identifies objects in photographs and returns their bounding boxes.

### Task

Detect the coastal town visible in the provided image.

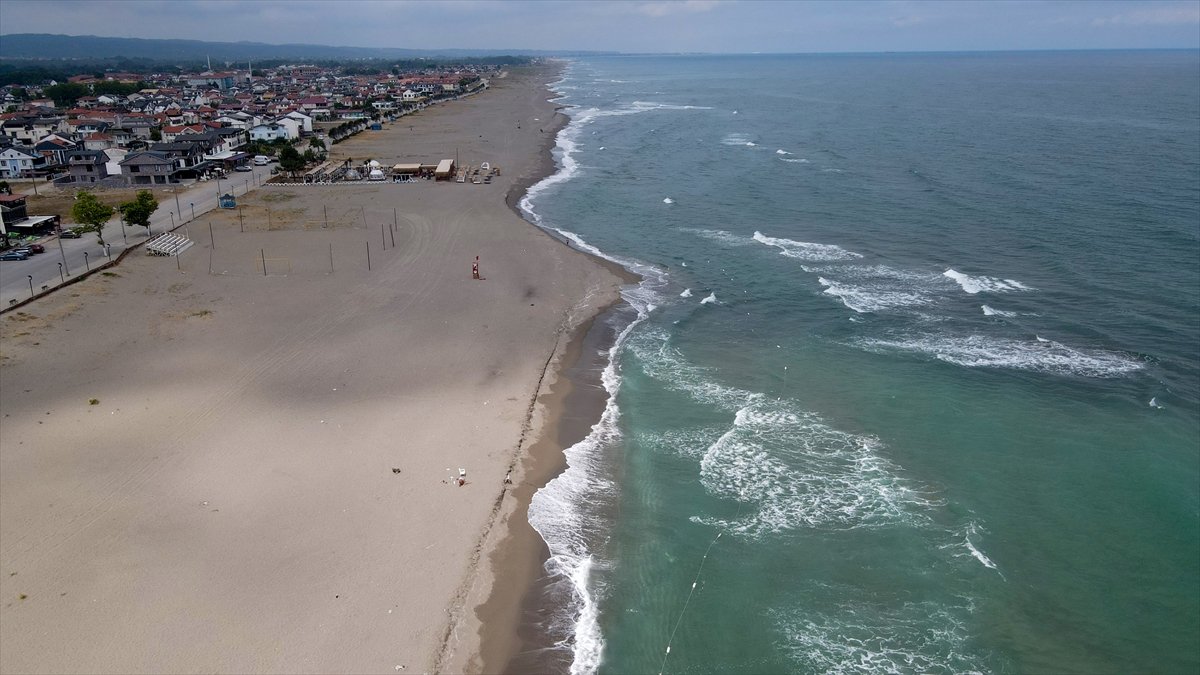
[0,60,495,190]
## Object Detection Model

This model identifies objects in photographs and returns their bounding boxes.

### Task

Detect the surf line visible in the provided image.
[658,499,745,675]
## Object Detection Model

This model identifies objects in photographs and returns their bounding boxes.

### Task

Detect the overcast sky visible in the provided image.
[1,0,1197,53]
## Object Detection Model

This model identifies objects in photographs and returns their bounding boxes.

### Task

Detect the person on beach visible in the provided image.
[472,256,480,280]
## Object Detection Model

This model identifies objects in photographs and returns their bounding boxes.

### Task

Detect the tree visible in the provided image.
[71,191,114,247]
[278,146,304,174]
[309,137,326,151]
[118,190,158,232]
[43,82,88,108]
[149,128,162,141]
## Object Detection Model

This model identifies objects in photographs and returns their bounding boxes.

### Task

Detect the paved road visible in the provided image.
[1,165,275,307]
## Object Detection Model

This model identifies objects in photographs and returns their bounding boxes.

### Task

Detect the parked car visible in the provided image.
[15,244,45,254]
[253,155,270,166]
[234,164,253,172]
[59,229,82,239]
[0,250,30,261]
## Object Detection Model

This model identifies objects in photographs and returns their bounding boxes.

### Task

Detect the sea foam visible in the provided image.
[818,276,933,313]
[856,334,1143,377]
[753,231,862,261]
[944,269,1033,294]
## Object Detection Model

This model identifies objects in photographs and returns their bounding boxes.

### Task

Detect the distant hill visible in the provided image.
[0,33,613,62]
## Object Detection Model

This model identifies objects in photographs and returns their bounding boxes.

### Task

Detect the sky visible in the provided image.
[0,0,1197,54]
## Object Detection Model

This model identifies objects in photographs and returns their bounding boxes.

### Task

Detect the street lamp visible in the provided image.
[58,262,64,282]
[170,211,175,229]
[119,212,127,244]
[56,230,70,276]
[190,202,195,221]
[83,251,89,271]
[27,275,33,297]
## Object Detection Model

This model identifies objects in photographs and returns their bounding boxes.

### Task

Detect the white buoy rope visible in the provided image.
[658,500,745,675]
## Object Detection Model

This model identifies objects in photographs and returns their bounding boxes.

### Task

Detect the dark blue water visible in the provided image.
[523,51,1200,674]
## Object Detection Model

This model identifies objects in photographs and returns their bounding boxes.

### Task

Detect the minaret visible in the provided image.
[207,54,212,71]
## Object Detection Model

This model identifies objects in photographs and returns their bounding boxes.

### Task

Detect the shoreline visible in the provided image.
[473,300,630,674]
[468,67,640,674]
[442,63,641,674]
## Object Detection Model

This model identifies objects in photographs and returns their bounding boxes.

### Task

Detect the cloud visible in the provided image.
[1091,5,1200,26]
[891,15,925,27]
[635,0,720,18]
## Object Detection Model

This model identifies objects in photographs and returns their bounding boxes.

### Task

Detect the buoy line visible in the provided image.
[658,500,745,675]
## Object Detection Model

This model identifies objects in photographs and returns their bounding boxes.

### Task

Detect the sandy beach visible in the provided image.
[0,65,624,674]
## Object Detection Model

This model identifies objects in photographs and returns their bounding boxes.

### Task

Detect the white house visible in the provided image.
[0,146,39,178]
[284,110,313,134]
[249,118,300,142]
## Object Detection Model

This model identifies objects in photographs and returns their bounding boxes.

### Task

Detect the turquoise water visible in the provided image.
[523,51,1200,674]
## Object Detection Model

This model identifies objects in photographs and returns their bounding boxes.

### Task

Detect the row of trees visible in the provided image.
[69,190,158,247]
[41,80,148,108]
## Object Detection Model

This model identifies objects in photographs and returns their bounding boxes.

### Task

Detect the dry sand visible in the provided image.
[0,66,624,674]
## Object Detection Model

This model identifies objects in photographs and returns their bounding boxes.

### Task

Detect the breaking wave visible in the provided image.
[856,334,1143,377]
[753,231,863,261]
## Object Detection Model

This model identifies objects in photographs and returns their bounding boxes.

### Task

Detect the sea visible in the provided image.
[518,51,1200,675]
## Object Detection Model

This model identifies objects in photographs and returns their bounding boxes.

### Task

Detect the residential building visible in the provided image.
[0,145,39,178]
[66,149,109,183]
[119,150,177,185]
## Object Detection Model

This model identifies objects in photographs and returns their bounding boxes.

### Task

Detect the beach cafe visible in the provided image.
[434,159,456,180]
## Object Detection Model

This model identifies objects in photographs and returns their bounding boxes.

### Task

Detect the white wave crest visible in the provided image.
[663,197,674,204]
[680,288,693,298]
[940,522,1004,578]
[776,149,791,155]
[944,269,1033,294]
[981,304,1018,317]
[779,157,811,163]
[700,292,717,305]
[753,231,862,261]
[818,277,932,313]
[774,598,985,674]
[696,403,933,535]
[856,334,1143,377]
[681,228,758,247]
[627,330,933,535]
[721,132,757,147]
